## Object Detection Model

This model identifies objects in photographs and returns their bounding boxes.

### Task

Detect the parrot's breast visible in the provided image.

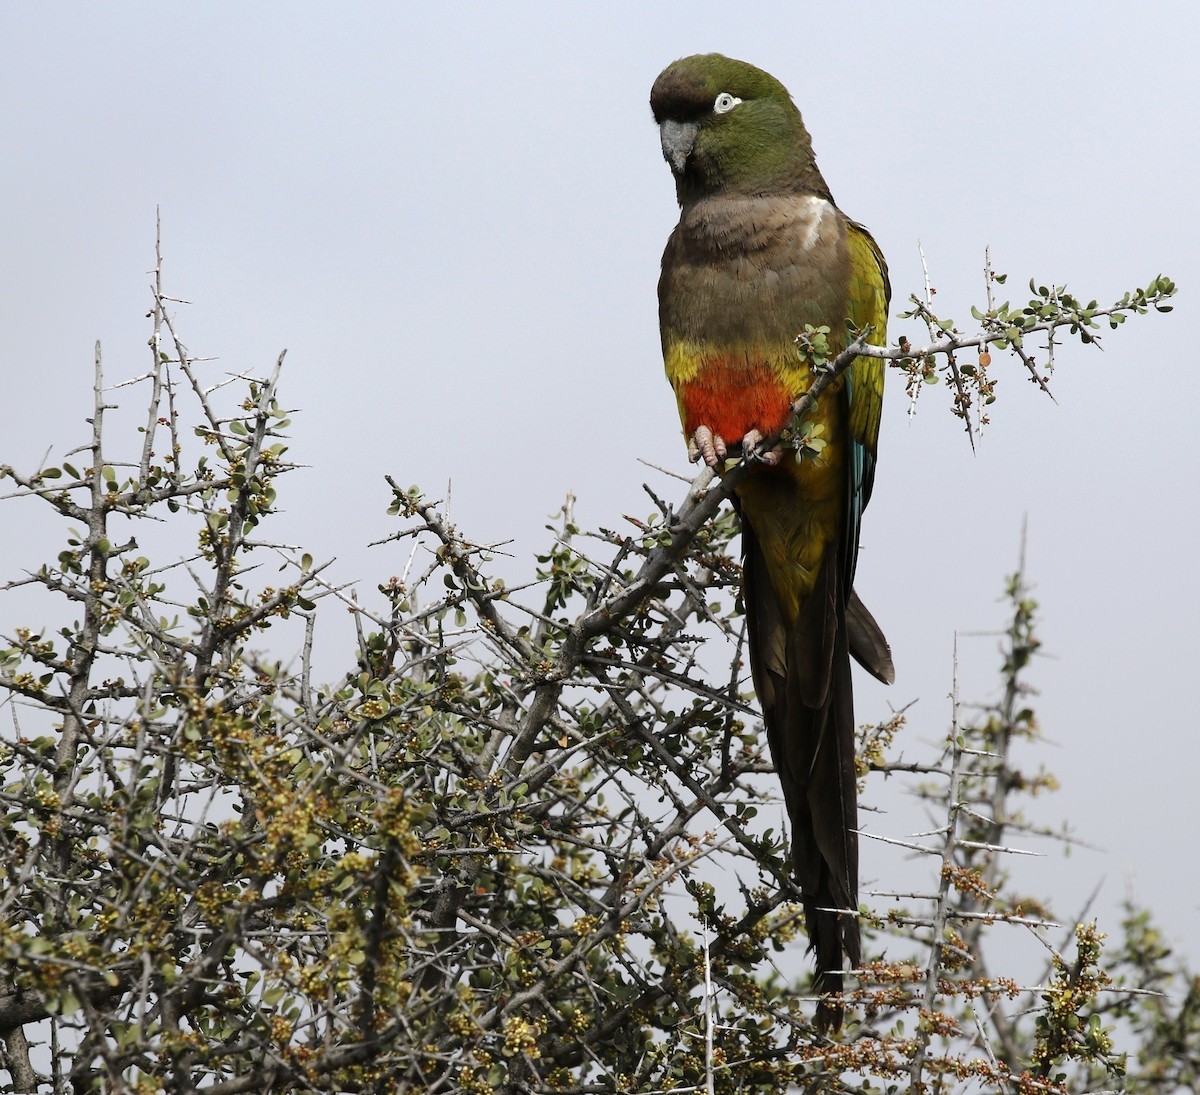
[658,192,854,447]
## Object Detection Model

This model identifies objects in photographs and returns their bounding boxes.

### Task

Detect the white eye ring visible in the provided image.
[713,92,742,114]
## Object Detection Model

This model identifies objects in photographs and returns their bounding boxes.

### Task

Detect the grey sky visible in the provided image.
[2,2,1197,974]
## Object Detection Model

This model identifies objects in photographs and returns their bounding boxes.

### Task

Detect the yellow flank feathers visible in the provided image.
[662,338,802,389]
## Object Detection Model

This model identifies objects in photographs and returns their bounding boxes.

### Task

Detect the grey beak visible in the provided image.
[659,119,699,175]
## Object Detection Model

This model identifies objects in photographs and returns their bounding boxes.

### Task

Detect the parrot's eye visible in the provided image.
[713,92,742,114]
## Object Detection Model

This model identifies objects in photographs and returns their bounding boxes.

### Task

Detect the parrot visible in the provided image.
[651,53,893,1032]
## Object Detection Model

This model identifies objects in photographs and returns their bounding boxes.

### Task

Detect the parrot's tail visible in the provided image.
[791,629,862,1034]
[847,588,894,685]
[742,534,864,1033]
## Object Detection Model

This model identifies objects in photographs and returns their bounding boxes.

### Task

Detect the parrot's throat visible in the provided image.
[676,359,793,446]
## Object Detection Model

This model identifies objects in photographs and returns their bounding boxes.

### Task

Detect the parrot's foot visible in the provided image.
[689,426,784,468]
[688,425,727,467]
[740,429,783,466]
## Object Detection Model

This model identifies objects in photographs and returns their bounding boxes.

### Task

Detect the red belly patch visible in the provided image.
[675,358,794,445]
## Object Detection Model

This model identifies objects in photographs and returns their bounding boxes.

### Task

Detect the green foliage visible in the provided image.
[892,265,1177,438]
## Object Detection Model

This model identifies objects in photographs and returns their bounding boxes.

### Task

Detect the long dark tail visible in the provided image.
[742,536,863,1033]
[792,614,861,1033]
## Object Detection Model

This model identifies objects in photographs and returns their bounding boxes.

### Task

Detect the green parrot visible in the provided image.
[651,53,893,1031]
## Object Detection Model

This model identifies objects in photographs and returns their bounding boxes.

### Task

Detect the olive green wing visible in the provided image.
[845,220,890,468]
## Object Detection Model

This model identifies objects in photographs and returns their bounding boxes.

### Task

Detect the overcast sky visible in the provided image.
[2,3,1197,978]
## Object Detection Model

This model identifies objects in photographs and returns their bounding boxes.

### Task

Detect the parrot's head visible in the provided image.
[650,53,830,205]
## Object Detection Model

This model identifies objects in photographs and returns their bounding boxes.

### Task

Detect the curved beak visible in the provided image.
[659,119,699,175]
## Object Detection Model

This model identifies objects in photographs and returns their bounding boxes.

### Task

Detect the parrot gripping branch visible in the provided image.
[675,270,1176,477]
